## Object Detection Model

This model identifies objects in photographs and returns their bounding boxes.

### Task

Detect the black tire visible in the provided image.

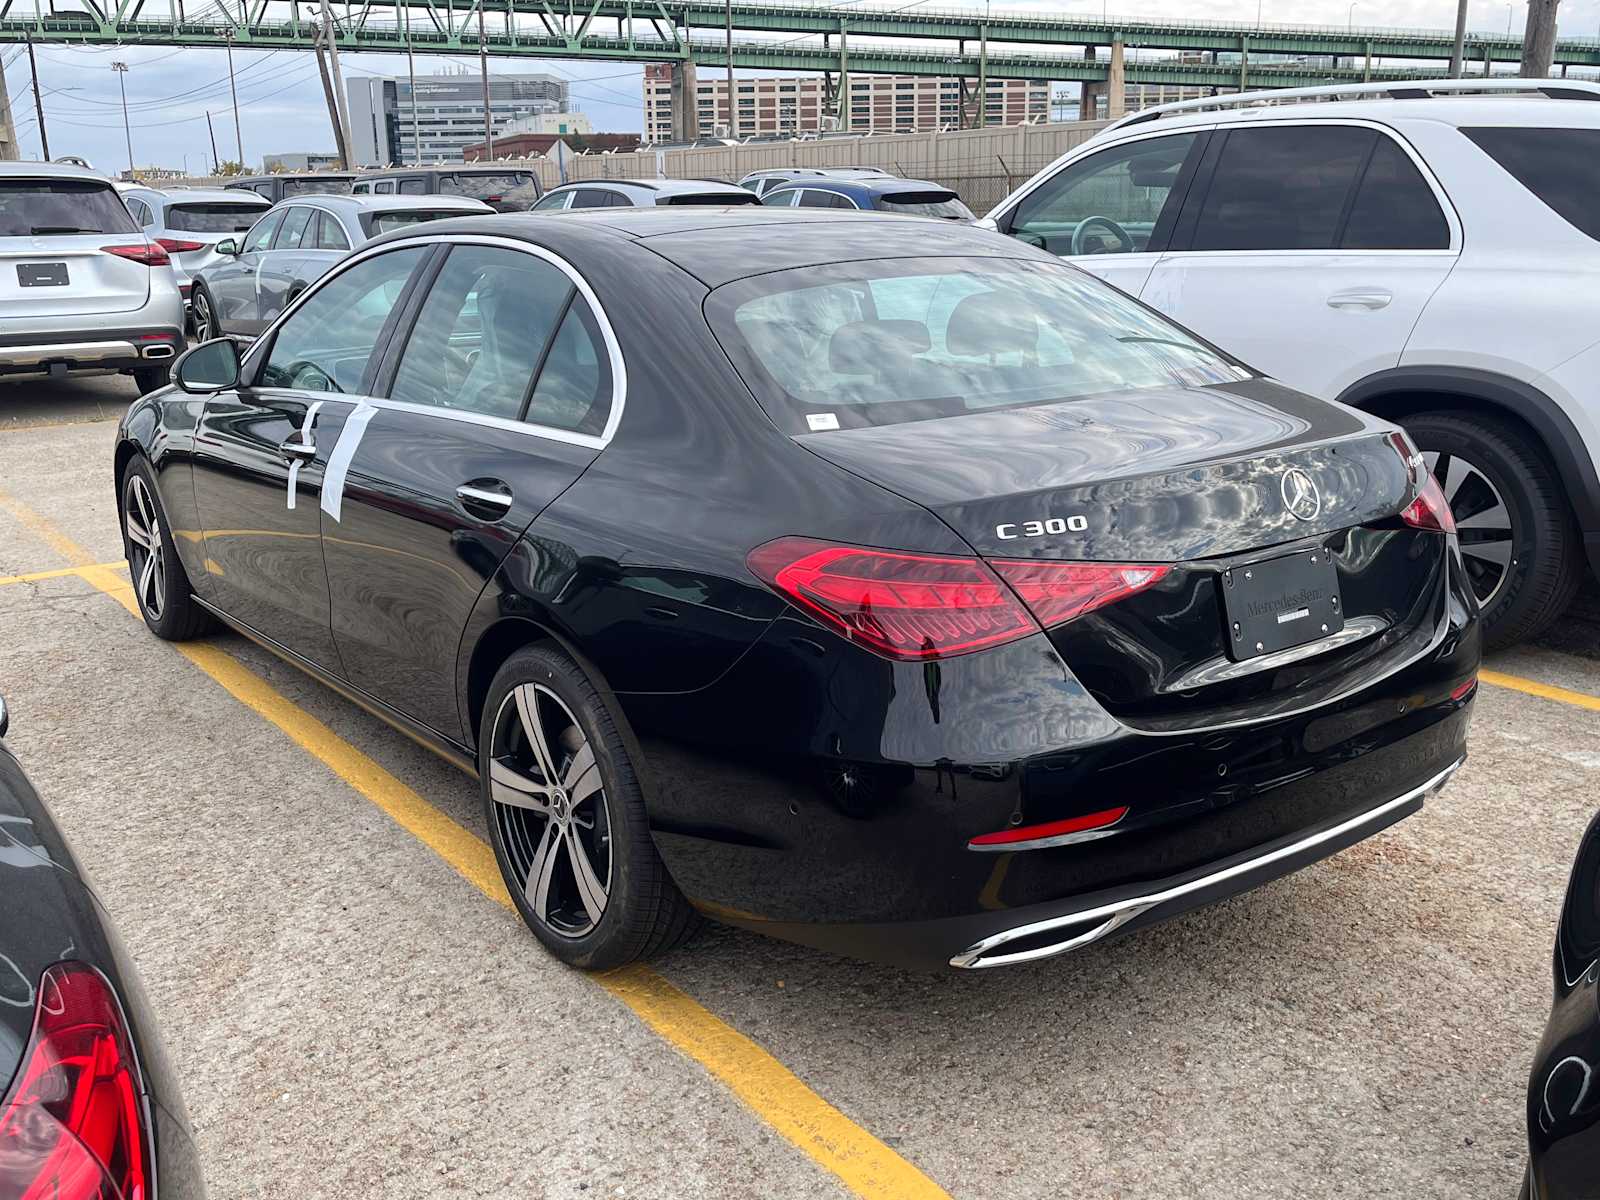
[1403,410,1584,650]
[132,364,170,394]
[480,644,698,969]
[120,456,213,641]
[190,283,219,342]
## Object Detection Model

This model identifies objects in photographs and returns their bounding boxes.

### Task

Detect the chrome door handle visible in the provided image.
[456,482,513,516]
[1326,288,1393,310]
[278,439,316,462]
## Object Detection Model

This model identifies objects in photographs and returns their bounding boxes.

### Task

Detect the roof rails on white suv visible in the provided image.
[1106,77,1600,133]
[986,79,1600,649]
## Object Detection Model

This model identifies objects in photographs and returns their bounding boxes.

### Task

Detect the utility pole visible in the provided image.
[478,4,493,159]
[313,23,351,169]
[26,40,46,160]
[1449,0,1469,76]
[725,0,734,138]
[318,0,354,166]
[225,35,244,168]
[0,54,17,163]
[404,0,420,165]
[1521,0,1561,75]
[111,61,133,177]
[205,110,220,173]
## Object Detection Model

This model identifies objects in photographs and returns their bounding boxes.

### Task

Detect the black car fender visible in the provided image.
[113,391,210,591]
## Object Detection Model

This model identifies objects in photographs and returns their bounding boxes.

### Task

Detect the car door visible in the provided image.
[189,245,432,670]
[206,207,283,335]
[322,239,618,741]
[255,204,315,331]
[1140,122,1460,400]
[993,128,1209,298]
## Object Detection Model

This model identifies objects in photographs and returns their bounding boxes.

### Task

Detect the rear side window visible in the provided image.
[878,192,973,221]
[1465,126,1600,242]
[440,172,539,207]
[1340,137,1450,250]
[126,197,153,226]
[275,206,314,248]
[665,190,761,206]
[308,210,350,250]
[568,189,611,209]
[282,178,351,196]
[0,180,138,236]
[1190,126,1373,251]
[399,178,427,195]
[168,203,267,233]
[374,181,395,195]
[796,190,848,209]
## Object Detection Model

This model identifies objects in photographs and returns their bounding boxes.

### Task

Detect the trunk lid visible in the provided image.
[800,379,1442,726]
[0,234,153,318]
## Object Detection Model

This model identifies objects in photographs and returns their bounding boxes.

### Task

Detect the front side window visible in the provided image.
[1465,126,1600,243]
[257,247,426,393]
[374,181,395,195]
[388,245,581,424]
[707,256,1248,434]
[241,209,285,253]
[399,178,427,195]
[0,180,139,236]
[1190,126,1374,251]
[532,191,571,211]
[1008,132,1198,256]
[282,177,352,196]
[762,189,799,208]
[167,203,268,233]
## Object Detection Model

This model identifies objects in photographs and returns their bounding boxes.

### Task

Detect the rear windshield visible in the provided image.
[167,202,268,233]
[1464,126,1600,242]
[665,191,762,206]
[282,177,354,196]
[0,180,138,236]
[707,256,1249,434]
[877,192,973,221]
[439,172,540,205]
[362,209,476,236]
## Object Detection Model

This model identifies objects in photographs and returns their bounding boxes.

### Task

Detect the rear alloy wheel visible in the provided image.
[121,458,212,641]
[481,645,697,969]
[191,286,218,342]
[1404,410,1584,650]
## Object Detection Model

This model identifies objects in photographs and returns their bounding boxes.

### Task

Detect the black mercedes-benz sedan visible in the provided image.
[0,695,206,1198]
[1524,811,1600,1198]
[112,208,1479,971]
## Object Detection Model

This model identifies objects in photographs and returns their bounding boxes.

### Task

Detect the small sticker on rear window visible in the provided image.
[806,413,840,432]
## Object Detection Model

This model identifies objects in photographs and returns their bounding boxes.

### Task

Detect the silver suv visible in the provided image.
[120,185,270,327]
[0,163,184,392]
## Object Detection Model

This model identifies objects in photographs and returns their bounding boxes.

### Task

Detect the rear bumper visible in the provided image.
[0,325,184,375]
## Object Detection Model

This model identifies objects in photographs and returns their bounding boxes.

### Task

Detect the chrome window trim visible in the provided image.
[241,232,628,449]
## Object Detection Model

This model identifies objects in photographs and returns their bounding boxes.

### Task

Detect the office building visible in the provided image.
[347,72,570,166]
[263,151,342,172]
[642,65,1049,142]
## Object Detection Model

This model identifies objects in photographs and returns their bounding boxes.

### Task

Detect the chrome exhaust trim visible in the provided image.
[949,756,1465,969]
[141,343,176,360]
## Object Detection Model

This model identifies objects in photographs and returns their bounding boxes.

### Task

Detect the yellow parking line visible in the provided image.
[0,489,99,568]
[0,482,947,1200]
[0,560,125,587]
[1480,668,1600,713]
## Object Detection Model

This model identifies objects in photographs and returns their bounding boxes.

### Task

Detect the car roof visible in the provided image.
[140,186,271,206]
[282,193,494,214]
[551,178,749,196]
[358,164,535,176]
[366,207,1044,288]
[1100,93,1600,137]
[0,160,117,184]
[771,177,951,197]
[230,172,355,184]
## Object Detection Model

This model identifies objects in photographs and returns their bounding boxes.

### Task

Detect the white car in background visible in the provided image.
[982,78,1600,649]
[0,161,183,393]
[120,185,271,326]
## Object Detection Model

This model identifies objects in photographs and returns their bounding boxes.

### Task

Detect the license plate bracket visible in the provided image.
[17,262,68,287]
[1221,548,1344,661]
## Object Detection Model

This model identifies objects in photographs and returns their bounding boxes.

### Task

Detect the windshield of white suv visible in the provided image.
[0,180,139,236]
[708,255,1250,433]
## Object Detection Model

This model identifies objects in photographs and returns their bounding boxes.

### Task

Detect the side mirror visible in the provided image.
[215,237,239,256]
[0,693,9,739]
[172,337,241,394]
[974,215,1000,233]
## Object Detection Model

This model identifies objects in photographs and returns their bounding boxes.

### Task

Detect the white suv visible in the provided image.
[983,79,1600,649]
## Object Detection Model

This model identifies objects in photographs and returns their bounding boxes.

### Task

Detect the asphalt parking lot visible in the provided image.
[3,373,1598,1199]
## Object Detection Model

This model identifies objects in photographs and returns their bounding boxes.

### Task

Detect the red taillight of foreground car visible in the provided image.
[747,537,1171,661]
[0,962,149,1200]
[154,238,206,255]
[1388,429,1456,534]
[101,242,170,267]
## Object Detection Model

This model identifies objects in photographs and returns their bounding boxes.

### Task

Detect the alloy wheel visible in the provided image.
[193,292,214,341]
[488,684,612,938]
[124,474,166,621]
[1423,448,1514,609]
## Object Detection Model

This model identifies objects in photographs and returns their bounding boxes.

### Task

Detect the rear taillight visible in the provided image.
[154,237,206,255]
[1389,429,1456,534]
[101,242,169,267]
[0,963,149,1200]
[747,537,1170,661]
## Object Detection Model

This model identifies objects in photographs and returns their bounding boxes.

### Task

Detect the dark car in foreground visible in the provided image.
[113,209,1477,972]
[1525,811,1600,1198]
[761,175,974,220]
[0,696,205,1198]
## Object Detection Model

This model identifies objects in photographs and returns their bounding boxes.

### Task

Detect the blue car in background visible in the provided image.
[760,176,974,220]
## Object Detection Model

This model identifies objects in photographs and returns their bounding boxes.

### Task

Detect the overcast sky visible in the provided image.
[9,0,1599,172]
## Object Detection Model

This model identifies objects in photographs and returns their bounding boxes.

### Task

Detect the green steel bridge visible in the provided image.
[2,1,1597,88]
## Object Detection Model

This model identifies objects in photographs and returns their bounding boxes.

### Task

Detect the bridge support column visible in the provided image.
[838,21,850,130]
[672,59,699,142]
[0,54,16,161]
[1080,79,1102,121]
[976,24,989,127]
[1105,38,1125,119]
